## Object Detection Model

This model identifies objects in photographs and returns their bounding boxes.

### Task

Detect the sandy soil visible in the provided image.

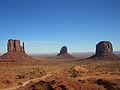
[0,55,120,90]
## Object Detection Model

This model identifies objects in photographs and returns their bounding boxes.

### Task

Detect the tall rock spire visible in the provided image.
[22,42,25,53]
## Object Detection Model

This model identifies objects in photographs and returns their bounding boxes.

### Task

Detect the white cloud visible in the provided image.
[24,41,56,45]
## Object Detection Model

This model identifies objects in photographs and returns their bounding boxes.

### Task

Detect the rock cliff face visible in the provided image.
[57,46,68,55]
[88,41,119,60]
[57,46,73,58]
[96,41,113,56]
[0,39,37,64]
[8,39,25,52]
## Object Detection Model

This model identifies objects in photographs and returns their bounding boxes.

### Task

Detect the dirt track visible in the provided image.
[2,74,52,90]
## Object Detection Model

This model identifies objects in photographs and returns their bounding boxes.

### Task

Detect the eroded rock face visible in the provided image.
[0,39,37,63]
[58,46,68,55]
[57,46,73,58]
[96,41,113,56]
[88,41,119,60]
[8,39,25,53]
[8,39,14,52]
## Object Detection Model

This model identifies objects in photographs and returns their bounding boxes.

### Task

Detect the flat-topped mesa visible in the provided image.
[57,46,73,58]
[8,39,25,53]
[88,41,119,60]
[96,41,113,56]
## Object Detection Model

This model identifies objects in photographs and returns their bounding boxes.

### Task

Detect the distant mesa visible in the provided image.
[57,46,73,58]
[0,39,37,64]
[57,46,68,55]
[88,41,120,60]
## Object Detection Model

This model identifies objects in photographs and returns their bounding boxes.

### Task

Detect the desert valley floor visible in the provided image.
[0,55,120,90]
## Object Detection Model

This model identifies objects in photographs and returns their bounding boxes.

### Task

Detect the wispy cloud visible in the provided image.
[24,41,56,45]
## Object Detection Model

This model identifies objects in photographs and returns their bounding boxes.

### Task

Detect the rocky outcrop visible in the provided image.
[88,41,120,60]
[57,46,68,55]
[96,41,113,56]
[8,39,25,52]
[57,46,73,58]
[16,74,105,90]
[0,39,37,64]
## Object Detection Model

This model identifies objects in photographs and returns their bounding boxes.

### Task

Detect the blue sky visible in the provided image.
[0,0,120,54]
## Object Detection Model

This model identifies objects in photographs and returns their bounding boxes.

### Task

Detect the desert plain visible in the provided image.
[0,54,120,90]
[0,40,120,90]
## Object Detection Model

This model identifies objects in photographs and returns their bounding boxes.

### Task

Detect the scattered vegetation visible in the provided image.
[0,56,120,89]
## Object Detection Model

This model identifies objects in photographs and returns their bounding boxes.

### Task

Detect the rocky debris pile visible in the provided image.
[57,46,73,58]
[88,41,120,60]
[0,39,37,63]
